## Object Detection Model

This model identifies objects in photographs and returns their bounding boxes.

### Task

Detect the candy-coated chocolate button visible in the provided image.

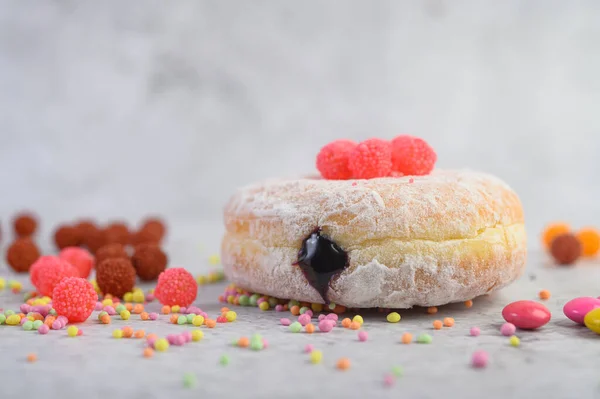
[563,297,600,325]
[584,308,600,334]
[502,300,551,329]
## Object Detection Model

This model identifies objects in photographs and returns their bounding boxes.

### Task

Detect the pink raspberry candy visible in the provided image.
[316,139,357,180]
[59,247,95,278]
[52,277,98,323]
[390,135,437,176]
[30,256,79,297]
[154,268,198,307]
[348,138,393,179]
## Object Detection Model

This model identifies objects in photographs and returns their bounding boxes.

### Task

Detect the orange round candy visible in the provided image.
[576,228,600,257]
[433,320,443,330]
[542,222,570,248]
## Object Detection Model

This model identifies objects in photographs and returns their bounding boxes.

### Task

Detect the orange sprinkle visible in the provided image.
[169,314,179,324]
[27,353,37,363]
[122,326,134,338]
[44,316,56,327]
[283,304,289,311]
[18,313,26,320]
[161,305,171,315]
[104,294,113,300]
[31,313,44,321]
[132,304,144,314]
[305,323,315,333]
[221,307,230,313]
[237,337,250,348]
[100,314,111,324]
[464,300,473,308]
[26,299,34,306]
[336,357,351,370]
[349,321,361,330]
[433,320,443,330]
[401,332,413,344]
[443,317,455,327]
[290,306,300,316]
[233,297,240,306]
[542,222,570,248]
[539,289,551,300]
[205,319,216,328]
[143,347,154,358]
[140,312,149,321]
[133,330,146,339]
[300,301,311,308]
[341,318,352,328]
[577,228,600,257]
[427,307,438,314]
[333,305,346,314]
[146,333,158,341]
[125,303,133,312]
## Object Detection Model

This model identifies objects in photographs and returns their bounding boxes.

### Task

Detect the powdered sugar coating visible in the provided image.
[222,170,527,308]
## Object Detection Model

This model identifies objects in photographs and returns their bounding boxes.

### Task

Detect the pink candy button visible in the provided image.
[563,297,600,324]
[502,300,551,329]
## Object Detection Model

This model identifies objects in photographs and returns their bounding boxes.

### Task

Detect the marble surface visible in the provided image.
[0,246,599,399]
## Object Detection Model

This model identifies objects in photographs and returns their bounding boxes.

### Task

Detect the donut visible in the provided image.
[221,170,527,308]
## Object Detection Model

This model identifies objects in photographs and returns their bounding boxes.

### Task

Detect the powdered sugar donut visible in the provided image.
[221,170,526,308]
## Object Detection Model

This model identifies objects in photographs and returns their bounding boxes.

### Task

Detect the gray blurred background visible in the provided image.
[1,1,599,254]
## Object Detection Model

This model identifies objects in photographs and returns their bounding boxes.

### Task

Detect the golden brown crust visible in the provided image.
[221,170,527,308]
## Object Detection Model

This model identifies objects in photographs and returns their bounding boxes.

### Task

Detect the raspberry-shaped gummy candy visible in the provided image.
[30,256,79,297]
[316,140,357,180]
[154,268,198,307]
[390,135,437,176]
[52,277,98,323]
[59,247,95,279]
[348,138,392,179]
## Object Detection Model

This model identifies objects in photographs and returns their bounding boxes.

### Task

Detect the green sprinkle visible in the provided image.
[251,333,262,340]
[22,321,34,331]
[249,294,259,306]
[32,320,43,329]
[0,314,6,324]
[177,315,187,325]
[417,333,432,344]
[186,314,196,323]
[289,299,300,307]
[23,292,34,301]
[239,295,250,306]
[97,311,108,320]
[231,338,239,346]
[220,354,230,366]
[5,310,15,316]
[115,304,126,314]
[289,321,303,333]
[183,373,196,388]
[268,297,278,308]
[49,308,57,316]
[250,334,264,351]
[328,302,336,310]
[391,366,403,377]
[299,306,309,315]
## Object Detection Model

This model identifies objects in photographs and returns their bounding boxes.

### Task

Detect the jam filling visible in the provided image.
[294,228,348,303]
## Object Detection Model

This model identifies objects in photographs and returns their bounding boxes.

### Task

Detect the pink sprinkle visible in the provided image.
[280,318,291,326]
[103,306,116,316]
[146,336,157,348]
[383,373,395,387]
[51,321,62,330]
[94,302,103,311]
[181,332,192,343]
[471,350,488,368]
[216,316,227,323]
[20,318,28,326]
[166,334,178,345]
[38,324,50,334]
[179,307,187,314]
[187,306,202,314]
[318,319,333,333]
[298,314,311,326]
[318,314,326,321]
[57,315,68,324]
[275,305,284,312]
[77,329,83,336]
[352,182,357,186]
[262,338,269,349]
[146,293,155,302]
[32,305,49,317]
[470,327,481,337]
[326,313,338,322]
[305,310,313,317]
[500,322,516,337]
[20,304,31,314]
[174,335,186,346]
[304,344,314,353]
[409,178,414,183]
[199,311,208,318]
[257,298,266,305]
[358,331,368,342]
[149,312,159,320]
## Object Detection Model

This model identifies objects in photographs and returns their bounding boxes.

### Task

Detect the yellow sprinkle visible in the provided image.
[208,254,221,265]
[352,315,364,325]
[123,292,133,302]
[509,336,520,347]
[112,329,123,339]
[225,311,237,322]
[120,310,131,320]
[0,277,6,290]
[9,280,22,289]
[6,314,21,325]
[386,312,401,323]
[192,316,205,326]
[67,326,78,337]
[191,330,204,342]
[171,305,181,313]
[196,275,207,285]
[310,350,323,364]
[132,291,145,303]
[102,298,113,307]
[155,338,170,352]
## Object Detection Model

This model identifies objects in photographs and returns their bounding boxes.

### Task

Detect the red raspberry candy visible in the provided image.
[154,268,198,307]
[59,247,95,279]
[391,135,437,176]
[316,140,357,180]
[52,277,98,323]
[30,256,79,297]
[348,138,392,179]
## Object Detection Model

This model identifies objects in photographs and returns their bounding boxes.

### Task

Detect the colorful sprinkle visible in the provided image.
[470,327,481,337]
[427,307,438,314]
[538,289,551,300]
[289,321,303,333]
[66,326,79,337]
[471,350,488,368]
[357,331,368,341]
[386,312,401,323]
[310,350,323,364]
[433,320,443,330]
[417,333,432,344]
[509,335,520,347]
[155,338,169,352]
[443,317,455,327]
[401,332,412,344]
[336,357,351,370]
